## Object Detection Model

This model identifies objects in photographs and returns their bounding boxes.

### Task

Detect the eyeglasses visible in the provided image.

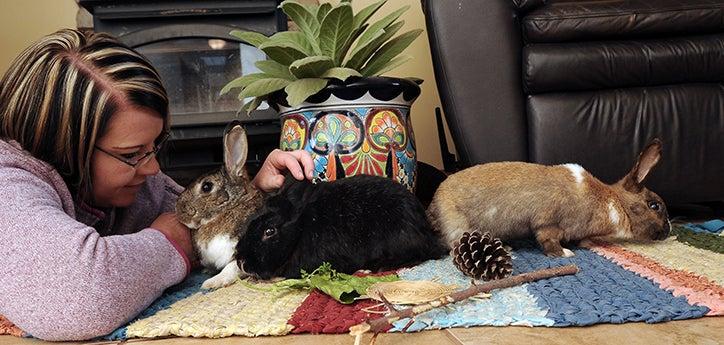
[95,131,170,168]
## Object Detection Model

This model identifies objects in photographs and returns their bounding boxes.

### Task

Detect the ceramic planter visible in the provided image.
[270,77,421,191]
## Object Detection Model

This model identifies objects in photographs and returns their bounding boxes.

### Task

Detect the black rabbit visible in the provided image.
[235,174,449,279]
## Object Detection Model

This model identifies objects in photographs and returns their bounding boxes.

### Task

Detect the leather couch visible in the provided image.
[422,0,724,204]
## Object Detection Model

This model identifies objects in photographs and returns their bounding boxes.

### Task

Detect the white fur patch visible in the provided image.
[608,202,620,225]
[201,261,242,289]
[608,201,629,238]
[199,234,236,270]
[562,164,585,184]
[183,219,200,229]
[181,216,213,230]
[485,207,498,219]
[198,216,215,228]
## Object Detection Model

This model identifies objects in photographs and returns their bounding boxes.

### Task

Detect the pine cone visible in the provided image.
[452,231,513,280]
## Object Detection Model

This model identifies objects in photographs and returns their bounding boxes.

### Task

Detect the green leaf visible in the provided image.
[345,20,404,70]
[367,54,412,77]
[220,73,269,95]
[354,5,409,53]
[270,278,310,290]
[289,56,334,79]
[318,4,354,66]
[265,31,315,56]
[255,60,296,80]
[361,29,422,76]
[270,262,399,304]
[279,1,321,54]
[312,272,398,304]
[308,275,356,303]
[341,273,398,300]
[338,23,367,67]
[284,78,328,106]
[238,78,291,99]
[239,97,263,115]
[320,67,361,81]
[259,43,308,66]
[316,2,332,23]
[353,0,386,31]
[305,3,320,16]
[229,30,269,48]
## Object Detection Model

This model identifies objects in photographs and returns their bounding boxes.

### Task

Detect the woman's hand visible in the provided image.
[151,212,198,268]
[253,149,314,192]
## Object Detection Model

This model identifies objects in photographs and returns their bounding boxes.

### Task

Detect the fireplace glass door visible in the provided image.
[136,37,275,126]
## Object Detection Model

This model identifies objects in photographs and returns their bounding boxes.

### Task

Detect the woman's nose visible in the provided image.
[137,155,160,176]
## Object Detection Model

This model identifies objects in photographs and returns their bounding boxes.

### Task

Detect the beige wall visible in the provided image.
[1,0,452,169]
[0,0,78,73]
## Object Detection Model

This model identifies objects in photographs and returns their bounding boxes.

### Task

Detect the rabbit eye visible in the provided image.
[263,228,277,238]
[201,181,213,193]
[648,201,661,211]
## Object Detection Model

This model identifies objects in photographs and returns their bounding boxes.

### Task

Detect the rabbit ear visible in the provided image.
[621,138,662,192]
[224,124,248,180]
[267,194,294,211]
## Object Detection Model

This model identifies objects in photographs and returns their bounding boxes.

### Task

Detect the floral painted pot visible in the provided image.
[269,77,422,192]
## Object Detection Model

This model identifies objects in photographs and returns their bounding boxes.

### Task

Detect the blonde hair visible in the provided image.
[0,28,169,198]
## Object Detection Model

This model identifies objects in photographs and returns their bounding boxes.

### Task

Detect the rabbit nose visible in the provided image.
[654,222,671,240]
[654,231,669,240]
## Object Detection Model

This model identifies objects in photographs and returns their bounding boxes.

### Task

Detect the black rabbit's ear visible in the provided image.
[279,176,316,209]
[279,171,298,192]
[266,194,294,212]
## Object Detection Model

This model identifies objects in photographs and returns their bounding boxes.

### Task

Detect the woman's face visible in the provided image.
[90,104,164,208]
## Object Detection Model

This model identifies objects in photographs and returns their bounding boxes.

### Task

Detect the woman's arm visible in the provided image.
[0,168,187,341]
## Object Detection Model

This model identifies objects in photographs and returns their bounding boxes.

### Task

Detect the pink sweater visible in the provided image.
[0,139,188,341]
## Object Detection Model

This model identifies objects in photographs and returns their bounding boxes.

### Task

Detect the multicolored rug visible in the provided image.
[1,224,722,340]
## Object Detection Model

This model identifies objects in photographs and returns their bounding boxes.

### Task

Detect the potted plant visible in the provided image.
[221,0,422,191]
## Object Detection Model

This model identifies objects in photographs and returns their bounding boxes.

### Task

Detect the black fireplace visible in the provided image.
[78,0,287,185]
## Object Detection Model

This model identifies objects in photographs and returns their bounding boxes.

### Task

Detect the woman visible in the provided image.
[0,29,313,341]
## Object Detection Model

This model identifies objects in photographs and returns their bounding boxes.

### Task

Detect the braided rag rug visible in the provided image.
[1,222,722,340]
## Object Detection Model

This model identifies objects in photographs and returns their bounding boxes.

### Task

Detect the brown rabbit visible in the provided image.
[176,122,263,288]
[427,139,670,257]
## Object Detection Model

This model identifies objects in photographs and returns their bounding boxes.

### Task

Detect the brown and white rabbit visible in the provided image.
[427,139,671,257]
[176,122,262,288]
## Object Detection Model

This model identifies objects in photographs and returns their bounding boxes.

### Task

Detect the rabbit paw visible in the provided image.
[201,261,241,290]
[578,239,596,249]
[544,247,575,258]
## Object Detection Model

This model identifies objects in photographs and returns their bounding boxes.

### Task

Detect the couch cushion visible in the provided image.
[523,34,724,94]
[523,0,724,43]
[526,83,724,203]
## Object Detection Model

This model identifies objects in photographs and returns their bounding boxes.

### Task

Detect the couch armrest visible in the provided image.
[512,0,546,13]
[423,0,528,165]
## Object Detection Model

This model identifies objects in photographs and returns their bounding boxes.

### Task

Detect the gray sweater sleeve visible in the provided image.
[0,168,187,341]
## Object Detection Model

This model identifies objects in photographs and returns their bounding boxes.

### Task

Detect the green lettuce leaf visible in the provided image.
[270,262,399,304]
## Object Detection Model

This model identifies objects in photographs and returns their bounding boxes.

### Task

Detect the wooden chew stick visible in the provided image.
[350,264,580,338]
